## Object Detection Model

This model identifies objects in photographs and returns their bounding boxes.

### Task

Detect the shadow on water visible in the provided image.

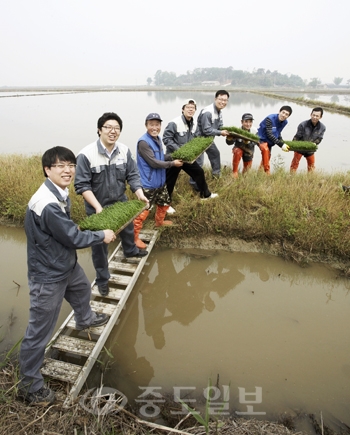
[1,225,350,429]
[102,247,350,428]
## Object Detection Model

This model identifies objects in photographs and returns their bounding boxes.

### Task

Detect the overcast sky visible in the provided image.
[2,0,349,87]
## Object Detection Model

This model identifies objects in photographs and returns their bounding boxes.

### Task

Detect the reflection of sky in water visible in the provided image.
[285,92,350,107]
[0,91,349,171]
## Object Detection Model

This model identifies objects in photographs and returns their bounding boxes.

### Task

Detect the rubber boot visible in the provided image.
[290,152,302,173]
[243,160,252,174]
[133,210,149,249]
[232,147,243,178]
[306,154,315,172]
[155,205,173,227]
[259,142,271,174]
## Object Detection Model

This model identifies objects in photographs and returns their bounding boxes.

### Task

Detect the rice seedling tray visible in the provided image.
[284,141,318,153]
[79,200,148,234]
[171,136,214,163]
[221,126,260,144]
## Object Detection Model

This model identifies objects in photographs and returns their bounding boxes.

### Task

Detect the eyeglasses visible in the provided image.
[51,163,77,169]
[102,125,121,132]
[216,98,228,103]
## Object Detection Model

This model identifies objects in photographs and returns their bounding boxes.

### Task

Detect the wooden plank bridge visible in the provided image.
[41,229,158,407]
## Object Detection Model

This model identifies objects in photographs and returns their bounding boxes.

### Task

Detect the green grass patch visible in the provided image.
[171,136,214,162]
[249,90,350,116]
[79,200,146,232]
[3,154,350,266]
[221,126,260,142]
[285,141,318,152]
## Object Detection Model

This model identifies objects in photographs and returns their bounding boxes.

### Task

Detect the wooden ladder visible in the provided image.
[41,229,158,407]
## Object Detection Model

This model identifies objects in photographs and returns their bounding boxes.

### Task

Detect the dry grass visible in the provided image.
[2,154,350,268]
[0,359,308,435]
[154,164,350,267]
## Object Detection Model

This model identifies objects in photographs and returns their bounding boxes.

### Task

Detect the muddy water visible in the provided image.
[1,228,350,427]
[0,226,114,353]
[103,247,350,427]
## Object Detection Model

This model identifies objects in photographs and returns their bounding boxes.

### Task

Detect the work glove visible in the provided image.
[281,144,289,152]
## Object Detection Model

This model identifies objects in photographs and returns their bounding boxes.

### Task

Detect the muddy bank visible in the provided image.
[0,360,338,435]
[156,233,350,274]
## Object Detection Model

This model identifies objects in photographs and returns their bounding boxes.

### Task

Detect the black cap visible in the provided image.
[145,113,163,122]
[242,113,254,121]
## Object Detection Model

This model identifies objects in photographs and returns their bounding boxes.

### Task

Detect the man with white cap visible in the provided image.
[163,99,218,205]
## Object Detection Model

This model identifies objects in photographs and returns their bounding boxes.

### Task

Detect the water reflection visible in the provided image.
[1,228,350,426]
[103,247,350,427]
[0,225,102,355]
[1,90,349,171]
[331,95,340,103]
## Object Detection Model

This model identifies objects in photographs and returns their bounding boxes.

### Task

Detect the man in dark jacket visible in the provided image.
[257,106,293,174]
[75,112,149,297]
[194,90,230,179]
[290,107,326,172]
[226,113,257,178]
[163,99,218,202]
[19,146,115,405]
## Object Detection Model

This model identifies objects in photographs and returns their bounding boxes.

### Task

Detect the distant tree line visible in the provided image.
[148,67,305,87]
[147,68,350,89]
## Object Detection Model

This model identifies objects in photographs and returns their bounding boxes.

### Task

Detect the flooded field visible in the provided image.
[101,248,350,427]
[1,90,350,429]
[1,227,350,427]
[1,90,350,172]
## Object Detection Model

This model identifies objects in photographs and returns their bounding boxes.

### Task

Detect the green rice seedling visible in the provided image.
[171,136,214,162]
[176,378,227,435]
[284,141,318,152]
[221,126,260,143]
[0,336,23,369]
[79,200,146,233]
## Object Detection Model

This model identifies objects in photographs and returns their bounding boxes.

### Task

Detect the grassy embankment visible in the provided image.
[0,154,346,433]
[250,90,350,116]
[1,154,350,270]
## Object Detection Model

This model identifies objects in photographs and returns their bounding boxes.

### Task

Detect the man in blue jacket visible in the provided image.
[19,146,116,405]
[257,106,293,174]
[134,113,183,234]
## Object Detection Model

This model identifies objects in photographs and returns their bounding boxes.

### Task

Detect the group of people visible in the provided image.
[226,105,326,177]
[17,90,326,405]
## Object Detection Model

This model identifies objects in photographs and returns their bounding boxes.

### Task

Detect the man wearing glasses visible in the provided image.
[75,112,149,297]
[193,90,230,182]
[19,146,116,405]
[163,99,218,202]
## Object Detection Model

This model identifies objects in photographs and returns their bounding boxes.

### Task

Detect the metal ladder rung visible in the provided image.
[90,300,116,316]
[42,358,82,383]
[113,252,143,263]
[66,318,106,334]
[91,287,124,301]
[109,273,131,286]
[52,336,95,357]
[139,232,153,242]
[108,261,137,273]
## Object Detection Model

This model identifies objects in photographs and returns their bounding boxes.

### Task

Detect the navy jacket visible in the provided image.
[25,179,104,283]
[258,113,288,147]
